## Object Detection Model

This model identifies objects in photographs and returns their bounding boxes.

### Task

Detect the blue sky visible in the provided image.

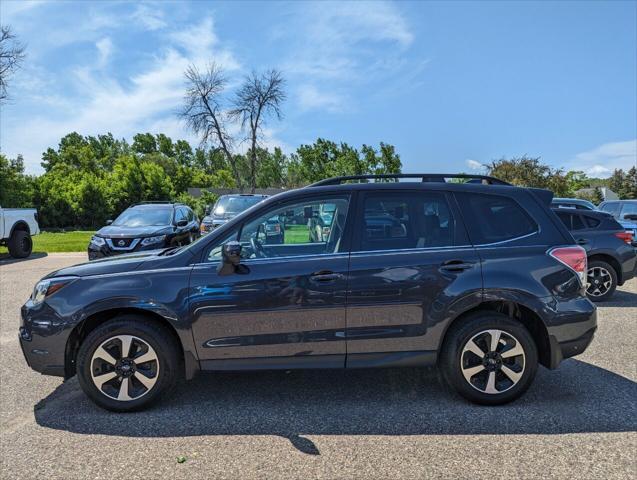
[1,0,635,176]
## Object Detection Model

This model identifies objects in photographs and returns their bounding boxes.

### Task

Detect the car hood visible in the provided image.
[96,225,171,238]
[44,250,169,279]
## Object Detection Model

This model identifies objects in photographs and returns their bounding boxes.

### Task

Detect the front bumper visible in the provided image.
[19,300,69,377]
[88,240,167,260]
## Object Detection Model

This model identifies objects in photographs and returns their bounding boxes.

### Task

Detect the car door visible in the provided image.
[189,193,352,369]
[345,189,481,366]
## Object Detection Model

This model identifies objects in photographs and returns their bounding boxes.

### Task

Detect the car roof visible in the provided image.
[220,194,269,198]
[552,207,612,219]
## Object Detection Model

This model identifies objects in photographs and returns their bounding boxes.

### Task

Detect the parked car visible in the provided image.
[88,202,200,260]
[551,197,597,210]
[308,203,337,242]
[598,200,637,246]
[553,208,636,301]
[200,194,268,234]
[21,173,596,412]
[0,206,40,258]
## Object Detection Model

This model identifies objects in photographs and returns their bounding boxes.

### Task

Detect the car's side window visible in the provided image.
[205,196,350,262]
[620,203,637,219]
[600,202,619,216]
[556,211,573,230]
[174,208,186,224]
[456,193,538,244]
[358,191,457,252]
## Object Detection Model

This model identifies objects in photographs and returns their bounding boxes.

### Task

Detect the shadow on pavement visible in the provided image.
[34,359,637,454]
[0,252,48,265]
[598,288,637,307]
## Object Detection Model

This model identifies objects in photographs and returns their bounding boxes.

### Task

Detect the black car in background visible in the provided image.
[553,208,636,301]
[88,202,200,260]
[22,174,597,411]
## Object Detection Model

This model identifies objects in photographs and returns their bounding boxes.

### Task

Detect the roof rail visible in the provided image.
[308,173,510,187]
[134,201,183,206]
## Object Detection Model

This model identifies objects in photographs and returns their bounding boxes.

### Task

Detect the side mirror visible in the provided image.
[106,219,113,225]
[205,206,211,216]
[217,241,248,276]
[176,219,188,227]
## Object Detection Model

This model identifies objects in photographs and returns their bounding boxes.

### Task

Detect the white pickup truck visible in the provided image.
[0,206,40,258]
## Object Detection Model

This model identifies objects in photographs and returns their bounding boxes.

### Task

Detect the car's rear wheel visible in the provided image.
[8,230,32,258]
[440,312,538,405]
[586,260,617,302]
[76,316,180,412]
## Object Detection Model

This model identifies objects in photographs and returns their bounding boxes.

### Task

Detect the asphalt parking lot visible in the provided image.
[1,253,636,479]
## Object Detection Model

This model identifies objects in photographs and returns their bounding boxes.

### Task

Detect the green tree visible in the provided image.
[0,153,35,207]
[485,156,570,196]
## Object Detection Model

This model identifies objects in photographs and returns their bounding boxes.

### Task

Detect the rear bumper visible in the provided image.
[546,296,597,369]
[549,326,597,369]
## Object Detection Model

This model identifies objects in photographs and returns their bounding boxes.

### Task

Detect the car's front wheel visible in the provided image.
[76,316,180,412]
[440,312,538,405]
[586,260,617,302]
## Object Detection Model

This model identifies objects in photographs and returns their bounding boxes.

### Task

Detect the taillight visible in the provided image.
[548,246,587,285]
[614,231,633,244]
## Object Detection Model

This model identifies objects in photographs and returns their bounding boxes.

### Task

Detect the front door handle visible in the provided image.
[439,259,475,272]
[310,271,343,282]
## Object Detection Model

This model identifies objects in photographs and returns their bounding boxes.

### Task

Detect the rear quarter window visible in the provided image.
[456,193,538,245]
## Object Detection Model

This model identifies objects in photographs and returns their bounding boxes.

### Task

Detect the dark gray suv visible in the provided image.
[20,174,596,411]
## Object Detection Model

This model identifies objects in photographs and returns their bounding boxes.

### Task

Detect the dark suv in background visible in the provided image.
[21,174,596,411]
[88,202,200,259]
[553,208,636,301]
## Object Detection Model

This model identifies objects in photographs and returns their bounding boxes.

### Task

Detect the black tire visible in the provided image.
[586,260,617,302]
[440,312,538,405]
[8,230,32,258]
[76,315,180,412]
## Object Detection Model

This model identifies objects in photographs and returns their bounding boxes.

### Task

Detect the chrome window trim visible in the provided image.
[196,251,349,267]
[473,230,540,247]
[106,238,141,251]
[350,245,475,257]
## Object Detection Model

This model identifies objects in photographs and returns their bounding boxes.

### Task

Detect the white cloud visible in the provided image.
[586,165,612,177]
[1,17,241,173]
[96,37,113,68]
[132,4,167,31]
[465,159,484,171]
[281,1,417,112]
[297,85,346,113]
[569,139,637,177]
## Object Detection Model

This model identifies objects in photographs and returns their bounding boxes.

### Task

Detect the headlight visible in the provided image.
[90,236,105,247]
[141,235,166,246]
[32,277,77,306]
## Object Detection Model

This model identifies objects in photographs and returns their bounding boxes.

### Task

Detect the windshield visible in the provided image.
[214,196,264,215]
[112,207,172,227]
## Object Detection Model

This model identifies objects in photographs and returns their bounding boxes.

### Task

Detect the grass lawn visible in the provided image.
[0,231,94,254]
[284,224,310,244]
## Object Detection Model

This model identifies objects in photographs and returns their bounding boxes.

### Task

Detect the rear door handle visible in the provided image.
[439,259,475,272]
[576,238,589,245]
[310,271,343,282]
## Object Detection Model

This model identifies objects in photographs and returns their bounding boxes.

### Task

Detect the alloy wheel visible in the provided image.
[586,266,613,297]
[460,329,525,394]
[90,335,159,401]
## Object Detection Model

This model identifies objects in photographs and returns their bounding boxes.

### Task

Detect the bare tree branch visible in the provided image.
[179,63,243,189]
[230,69,285,192]
[0,25,26,102]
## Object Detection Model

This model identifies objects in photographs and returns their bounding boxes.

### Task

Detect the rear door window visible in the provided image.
[356,191,462,251]
[456,193,538,244]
